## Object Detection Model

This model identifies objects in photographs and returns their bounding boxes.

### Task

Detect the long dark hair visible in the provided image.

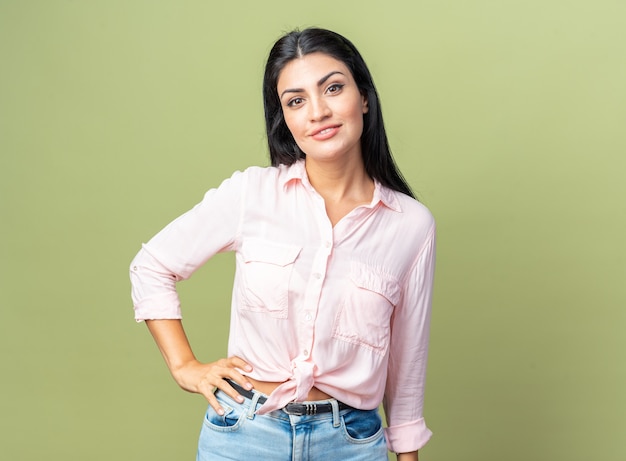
[263,27,415,199]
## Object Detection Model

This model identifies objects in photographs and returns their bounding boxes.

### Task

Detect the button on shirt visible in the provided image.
[130,160,435,453]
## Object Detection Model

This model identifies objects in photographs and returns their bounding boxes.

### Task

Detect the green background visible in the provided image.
[1,1,624,460]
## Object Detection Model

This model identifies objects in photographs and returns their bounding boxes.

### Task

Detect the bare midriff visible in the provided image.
[247,377,333,402]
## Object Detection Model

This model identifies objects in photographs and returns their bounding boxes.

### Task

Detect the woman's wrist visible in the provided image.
[396,451,419,461]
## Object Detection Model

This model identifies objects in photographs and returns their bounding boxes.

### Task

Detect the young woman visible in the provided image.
[130,28,435,461]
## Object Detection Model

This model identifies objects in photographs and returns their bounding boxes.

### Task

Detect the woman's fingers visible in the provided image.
[171,356,251,411]
[227,356,253,374]
[185,356,254,414]
[210,356,254,403]
[200,379,226,415]
[224,356,254,389]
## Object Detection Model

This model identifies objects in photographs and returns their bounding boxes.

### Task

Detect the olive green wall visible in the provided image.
[1,1,624,460]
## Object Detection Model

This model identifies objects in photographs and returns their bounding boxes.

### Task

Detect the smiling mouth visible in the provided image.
[311,125,341,138]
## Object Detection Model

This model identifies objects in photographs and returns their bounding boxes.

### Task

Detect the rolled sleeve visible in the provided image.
[384,418,433,454]
[130,245,183,321]
[133,291,182,321]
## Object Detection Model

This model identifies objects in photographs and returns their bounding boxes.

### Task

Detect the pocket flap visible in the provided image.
[241,239,301,266]
[349,262,401,306]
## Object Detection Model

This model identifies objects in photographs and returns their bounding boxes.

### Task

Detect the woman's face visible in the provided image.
[276,52,368,166]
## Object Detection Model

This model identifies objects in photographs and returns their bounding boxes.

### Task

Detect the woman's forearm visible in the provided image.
[145,319,197,374]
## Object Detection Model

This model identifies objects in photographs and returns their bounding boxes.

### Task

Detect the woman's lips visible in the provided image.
[310,125,341,140]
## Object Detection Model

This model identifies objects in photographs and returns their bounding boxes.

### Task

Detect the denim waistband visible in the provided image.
[225,379,355,416]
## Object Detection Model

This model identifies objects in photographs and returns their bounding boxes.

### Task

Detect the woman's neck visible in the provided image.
[304,157,375,226]
[306,157,372,199]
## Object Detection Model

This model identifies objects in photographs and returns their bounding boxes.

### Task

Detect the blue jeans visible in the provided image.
[197,389,389,461]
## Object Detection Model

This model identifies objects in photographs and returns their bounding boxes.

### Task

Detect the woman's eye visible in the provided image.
[287,97,304,107]
[327,83,344,94]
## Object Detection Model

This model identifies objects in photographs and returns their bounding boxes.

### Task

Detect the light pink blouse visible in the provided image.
[130,160,435,453]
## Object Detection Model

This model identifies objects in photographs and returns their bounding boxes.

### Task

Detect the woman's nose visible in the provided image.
[309,96,331,121]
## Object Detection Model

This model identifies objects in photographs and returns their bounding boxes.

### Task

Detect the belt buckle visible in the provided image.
[284,403,317,416]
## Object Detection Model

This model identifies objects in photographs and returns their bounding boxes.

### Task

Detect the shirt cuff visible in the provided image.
[384,417,432,453]
[133,291,182,322]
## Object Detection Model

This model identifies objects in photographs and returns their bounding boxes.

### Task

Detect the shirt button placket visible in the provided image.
[300,234,332,362]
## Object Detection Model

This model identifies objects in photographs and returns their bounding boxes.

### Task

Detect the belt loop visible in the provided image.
[247,391,262,419]
[330,399,340,428]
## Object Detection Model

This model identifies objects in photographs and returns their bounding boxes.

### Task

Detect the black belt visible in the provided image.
[225,380,355,416]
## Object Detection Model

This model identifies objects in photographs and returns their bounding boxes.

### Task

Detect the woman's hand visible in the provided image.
[144,320,254,415]
[172,356,254,415]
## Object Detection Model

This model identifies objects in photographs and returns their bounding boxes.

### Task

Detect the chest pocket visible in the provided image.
[333,262,401,354]
[237,239,301,318]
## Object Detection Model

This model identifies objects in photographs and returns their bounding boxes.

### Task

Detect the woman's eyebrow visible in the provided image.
[280,71,346,99]
[317,70,344,86]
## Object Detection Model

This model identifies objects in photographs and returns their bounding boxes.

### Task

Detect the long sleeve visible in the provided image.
[130,170,245,321]
[383,225,436,453]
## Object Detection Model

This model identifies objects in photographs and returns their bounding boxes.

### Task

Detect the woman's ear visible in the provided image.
[362,95,369,114]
